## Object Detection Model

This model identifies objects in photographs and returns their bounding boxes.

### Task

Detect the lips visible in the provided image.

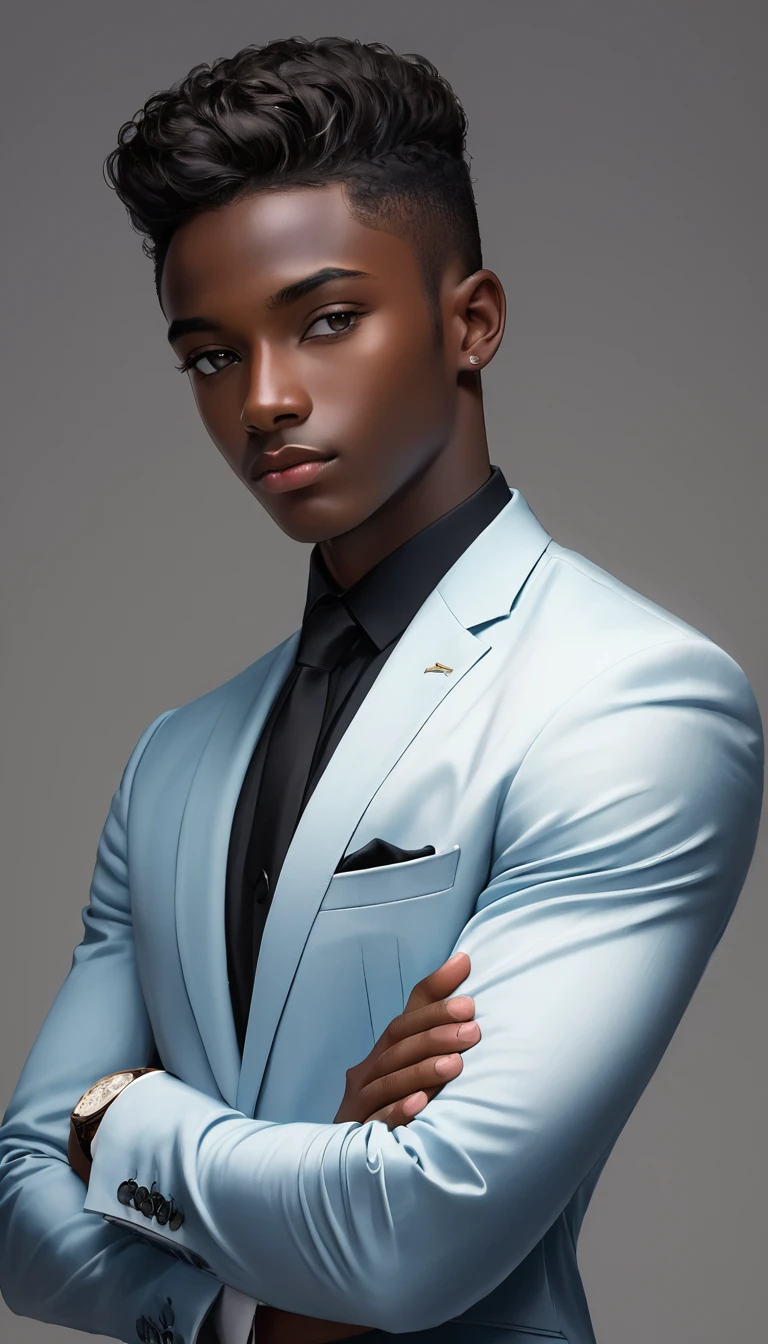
[255,458,334,494]
[252,444,334,480]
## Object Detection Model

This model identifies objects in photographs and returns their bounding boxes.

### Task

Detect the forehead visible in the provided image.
[159,183,418,316]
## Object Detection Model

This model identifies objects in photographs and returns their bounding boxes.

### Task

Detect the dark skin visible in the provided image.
[75,184,508,1341]
[160,182,506,584]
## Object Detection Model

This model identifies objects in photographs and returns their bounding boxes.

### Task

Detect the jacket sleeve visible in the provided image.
[0,708,222,1344]
[82,636,764,1335]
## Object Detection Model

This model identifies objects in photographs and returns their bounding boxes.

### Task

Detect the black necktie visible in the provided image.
[236,592,364,1036]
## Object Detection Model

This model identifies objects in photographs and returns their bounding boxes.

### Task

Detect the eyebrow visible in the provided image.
[166,267,372,344]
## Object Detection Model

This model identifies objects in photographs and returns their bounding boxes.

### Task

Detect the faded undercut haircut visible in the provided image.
[103,35,484,341]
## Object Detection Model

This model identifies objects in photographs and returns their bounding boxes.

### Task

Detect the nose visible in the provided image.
[239,345,312,435]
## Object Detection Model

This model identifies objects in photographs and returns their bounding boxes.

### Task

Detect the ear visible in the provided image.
[451,268,506,374]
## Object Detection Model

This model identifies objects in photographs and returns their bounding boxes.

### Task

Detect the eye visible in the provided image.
[174,308,364,377]
[304,308,363,340]
[175,350,239,377]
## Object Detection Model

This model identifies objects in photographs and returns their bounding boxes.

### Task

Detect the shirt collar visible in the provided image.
[303,464,511,651]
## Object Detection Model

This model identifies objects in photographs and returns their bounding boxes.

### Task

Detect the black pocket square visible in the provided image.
[335,837,436,874]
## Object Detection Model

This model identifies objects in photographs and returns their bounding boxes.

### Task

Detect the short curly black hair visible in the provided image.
[104,35,483,336]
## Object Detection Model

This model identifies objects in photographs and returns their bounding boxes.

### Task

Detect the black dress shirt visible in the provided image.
[225,464,511,1053]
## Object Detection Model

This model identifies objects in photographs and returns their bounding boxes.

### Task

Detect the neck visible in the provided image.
[319,438,493,591]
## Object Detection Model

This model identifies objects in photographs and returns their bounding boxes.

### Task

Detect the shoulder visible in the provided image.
[505,543,764,839]
[515,539,761,729]
[121,631,298,782]
[499,549,764,897]
[531,538,710,642]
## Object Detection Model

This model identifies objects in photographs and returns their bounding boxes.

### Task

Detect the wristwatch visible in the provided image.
[68,1069,160,1184]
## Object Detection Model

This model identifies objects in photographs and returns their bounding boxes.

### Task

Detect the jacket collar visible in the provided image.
[304,465,513,650]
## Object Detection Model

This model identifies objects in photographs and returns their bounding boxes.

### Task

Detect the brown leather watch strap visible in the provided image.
[67,1116,93,1185]
[68,1068,161,1184]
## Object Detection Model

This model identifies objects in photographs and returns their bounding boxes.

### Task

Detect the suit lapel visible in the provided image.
[234,490,552,1117]
[174,630,300,1107]
[235,589,490,1116]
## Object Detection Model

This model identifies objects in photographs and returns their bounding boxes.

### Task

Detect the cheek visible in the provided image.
[329,325,449,449]
[191,381,246,466]
[192,398,246,477]
[191,382,221,439]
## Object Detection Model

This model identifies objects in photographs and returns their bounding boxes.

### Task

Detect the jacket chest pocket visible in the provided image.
[321,845,462,1045]
[319,843,461,910]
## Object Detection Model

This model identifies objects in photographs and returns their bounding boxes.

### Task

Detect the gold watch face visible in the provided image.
[73,1072,134,1118]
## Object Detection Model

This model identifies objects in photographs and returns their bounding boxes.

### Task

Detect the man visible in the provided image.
[0,34,763,1344]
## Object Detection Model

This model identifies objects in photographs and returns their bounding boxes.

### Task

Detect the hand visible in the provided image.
[334,950,479,1129]
[255,954,480,1344]
[254,1307,374,1344]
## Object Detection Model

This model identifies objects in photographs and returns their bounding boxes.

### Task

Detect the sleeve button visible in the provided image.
[117,1180,137,1206]
[169,1208,184,1231]
[132,1185,149,1210]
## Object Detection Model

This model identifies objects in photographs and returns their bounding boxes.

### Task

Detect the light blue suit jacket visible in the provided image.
[0,489,763,1344]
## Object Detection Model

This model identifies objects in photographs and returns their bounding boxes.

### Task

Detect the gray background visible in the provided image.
[1,2,765,1340]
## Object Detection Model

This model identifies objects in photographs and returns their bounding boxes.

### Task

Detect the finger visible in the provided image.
[404,952,470,1011]
[378,993,476,1053]
[404,951,471,1013]
[402,1090,430,1117]
[367,1085,441,1128]
[359,1052,465,1117]
[373,1018,481,1079]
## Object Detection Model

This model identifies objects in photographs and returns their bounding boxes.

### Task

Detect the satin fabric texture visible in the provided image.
[0,487,762,1344]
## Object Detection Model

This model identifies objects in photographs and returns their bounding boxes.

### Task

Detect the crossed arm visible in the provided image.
[0,637,763,1342]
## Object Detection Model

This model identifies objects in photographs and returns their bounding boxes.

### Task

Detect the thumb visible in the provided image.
[405,951,471,1012]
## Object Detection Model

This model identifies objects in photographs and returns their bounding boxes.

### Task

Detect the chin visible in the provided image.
[257,490,373,546]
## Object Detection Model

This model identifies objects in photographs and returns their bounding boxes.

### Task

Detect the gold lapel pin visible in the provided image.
[424,661,453,675]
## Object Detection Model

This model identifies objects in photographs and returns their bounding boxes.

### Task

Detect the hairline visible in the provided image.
[155,179,459,347]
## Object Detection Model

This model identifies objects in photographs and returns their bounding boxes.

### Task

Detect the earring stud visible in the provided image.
[469,355,481,365]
